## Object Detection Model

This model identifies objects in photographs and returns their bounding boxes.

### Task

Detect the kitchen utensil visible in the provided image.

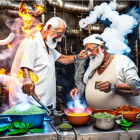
[92,109,123,130]
[64,107,94,126]
[116,106,140,122]
[53,113,63,126]
[0,112,46,128]
[32,93,51,116]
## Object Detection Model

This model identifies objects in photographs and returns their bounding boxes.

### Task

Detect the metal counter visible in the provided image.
[0,118,75,140]
[73,120,140,140]
[1,118,140,140]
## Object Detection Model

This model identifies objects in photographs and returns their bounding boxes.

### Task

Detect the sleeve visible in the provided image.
[52,49,61,61]
[116,55,140,84]
[20,40,37,71]
[83,65,91,84]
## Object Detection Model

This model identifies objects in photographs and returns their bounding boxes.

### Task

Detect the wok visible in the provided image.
[116,106,140,122]
[64,107,94,126]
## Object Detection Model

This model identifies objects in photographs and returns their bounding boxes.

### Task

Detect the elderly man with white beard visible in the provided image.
[9,17,87,108]
[70,34,140,109]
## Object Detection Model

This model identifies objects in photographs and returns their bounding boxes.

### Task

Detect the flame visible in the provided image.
[17,69,39,84]
[29,71,39,84]
[19,1,44,35]
[19,1,33,34]
[35,23,44,31]
[33,3,45,15]
[0,68,6,75]
[7,43,12,50]
[17,69,24,80]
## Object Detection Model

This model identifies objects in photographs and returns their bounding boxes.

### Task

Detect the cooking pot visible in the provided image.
[0,112,47,128]
[64,107,94,126]
[116,106,140,122]
[92,110,123,130]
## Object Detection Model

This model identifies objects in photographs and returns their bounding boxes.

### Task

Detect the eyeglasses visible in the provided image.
[51,28,65,38]
[85,45,99,53]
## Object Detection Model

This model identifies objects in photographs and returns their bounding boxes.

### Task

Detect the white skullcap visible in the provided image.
[83,34,104,46]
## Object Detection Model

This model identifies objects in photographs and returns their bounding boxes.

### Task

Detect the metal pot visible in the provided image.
[92,110,123,130]
[116,106,140,122]
[64,107,95,126]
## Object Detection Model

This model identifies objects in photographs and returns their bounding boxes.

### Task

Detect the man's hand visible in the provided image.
[78,50,88,59]
[21,78,41,100]
[97,81,111,93]
[70,87,78,100]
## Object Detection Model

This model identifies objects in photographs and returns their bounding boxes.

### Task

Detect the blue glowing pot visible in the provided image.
[0,113,46,128]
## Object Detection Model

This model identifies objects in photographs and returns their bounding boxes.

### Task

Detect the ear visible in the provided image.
[47,24,52,30]
[100,44,105,53]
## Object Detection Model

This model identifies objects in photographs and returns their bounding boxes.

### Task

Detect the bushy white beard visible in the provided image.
[45,35,58,49]
[90,47,104,71]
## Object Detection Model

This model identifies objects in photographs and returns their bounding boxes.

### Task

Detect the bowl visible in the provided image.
[64,107,95,126]
[116,106,140,122]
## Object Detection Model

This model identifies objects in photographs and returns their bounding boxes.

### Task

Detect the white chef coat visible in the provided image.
[83,55,140,84]
[9,31,61,108]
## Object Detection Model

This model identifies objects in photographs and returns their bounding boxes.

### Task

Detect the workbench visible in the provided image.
[1,117,140,140]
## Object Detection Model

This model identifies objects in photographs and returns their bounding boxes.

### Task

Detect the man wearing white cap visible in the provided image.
[70,34,140,109]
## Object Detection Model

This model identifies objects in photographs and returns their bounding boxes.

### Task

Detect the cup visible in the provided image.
[95,81,102,89]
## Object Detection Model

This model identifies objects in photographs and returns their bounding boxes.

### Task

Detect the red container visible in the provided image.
[64,107,94,126]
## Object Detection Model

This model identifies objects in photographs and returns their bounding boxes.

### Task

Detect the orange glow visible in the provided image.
[17,69,39,84]
[7,43,12,50]
[29,71,39,84]
[0,68,6,75]
[19,1,33,34]
[35,23,43,31]
[19,1,45,35]
[33,3,45,15]
[17,69,24,80]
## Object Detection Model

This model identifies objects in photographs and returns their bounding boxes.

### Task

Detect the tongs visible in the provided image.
[32,92,51,116]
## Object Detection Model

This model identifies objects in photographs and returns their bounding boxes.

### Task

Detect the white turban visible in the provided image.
[83,34,104,46]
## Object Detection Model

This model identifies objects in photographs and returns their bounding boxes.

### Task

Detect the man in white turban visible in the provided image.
[70,34,140,109]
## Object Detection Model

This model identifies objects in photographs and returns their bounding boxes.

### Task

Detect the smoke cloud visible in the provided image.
[79,2,138,54]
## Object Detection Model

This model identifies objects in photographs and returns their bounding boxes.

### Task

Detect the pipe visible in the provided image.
[84,24,105,33]
[0,0,33,11]
[47,0,94,13]
[0,33,15,46]
[7,10,19,18]
[116,2,129,11]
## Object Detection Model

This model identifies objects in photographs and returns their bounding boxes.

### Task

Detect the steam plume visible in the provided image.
[79,2,138,54]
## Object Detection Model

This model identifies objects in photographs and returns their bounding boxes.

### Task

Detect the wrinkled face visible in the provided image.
[85,43,100,57]
[47,20,65,43]
[85,43,105,70]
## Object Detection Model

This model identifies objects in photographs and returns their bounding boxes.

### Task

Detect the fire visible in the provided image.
[17,69,39,84]
[17,69,24,80]
[0,68,6,75]
[7,43,12,50]
[33,3,45,15]
[35,23,44,31]
[29,71,39,84]
[19,1,45,34]
[19,1,33,34]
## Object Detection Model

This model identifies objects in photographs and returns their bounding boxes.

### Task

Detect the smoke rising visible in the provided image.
[79,2,138,54]
[68,94,87,109]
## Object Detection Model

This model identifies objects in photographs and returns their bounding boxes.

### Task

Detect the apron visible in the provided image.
[85,55,140,109]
